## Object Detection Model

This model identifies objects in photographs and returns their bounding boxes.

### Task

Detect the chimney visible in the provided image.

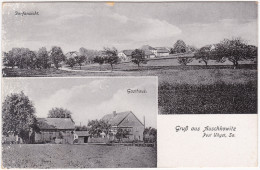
[113,111,117,117]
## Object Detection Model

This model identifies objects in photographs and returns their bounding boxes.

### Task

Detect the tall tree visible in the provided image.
[88,119,111,137]
[131,49,147,68]
[214,38,257,68]
[2,92,38,142]
[37,47,51,69]
[103,47,119,71]
[48,107,73,120]
[93,56,105,71]
[194,45,212,66]
[49,46,66,69]
[66,57,76,68]
[172,40,187,54]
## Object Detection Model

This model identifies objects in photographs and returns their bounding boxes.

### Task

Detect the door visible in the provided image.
[84,136,88,143]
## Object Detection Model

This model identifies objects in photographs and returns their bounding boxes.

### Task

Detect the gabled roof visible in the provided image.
[75,131,89,136]
[141,45,156,50]
[102,111,131,126]
[37,118,75,130]
[155,47,170,53]
[122,50,134,56]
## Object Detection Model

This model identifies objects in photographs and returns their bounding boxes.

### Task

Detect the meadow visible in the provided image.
[2,144,157,168]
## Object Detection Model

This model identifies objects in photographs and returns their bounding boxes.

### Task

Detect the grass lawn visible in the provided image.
[2,144,157,168]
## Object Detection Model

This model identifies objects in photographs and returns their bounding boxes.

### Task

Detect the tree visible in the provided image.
[3,52,16,68]
[49,46,66,69]
[177,57,193,65]
[74,55,86,69]
[66,57,76,69]
[103,47,119,71]
[2,92,38,142]
[194,45,212,66]
[75,125,88,131]
[93,56,105,71]
[143,127,157,142]
[48,107,73,120]
[88,119,111,137]
[172,40,187,54]
[214,38,257,69]
[131,49,147,68]
[79,47,100,64]
[37,47,51,69]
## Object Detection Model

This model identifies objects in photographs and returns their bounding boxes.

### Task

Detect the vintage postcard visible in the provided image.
[1,1,258,168]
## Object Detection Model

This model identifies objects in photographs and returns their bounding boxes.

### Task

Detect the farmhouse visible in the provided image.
[118,50,133,62]
[155,47,170,57]
[141,45,157,56]
[144,50,156,58]
[102,111,144,141]
[33,118,75,144]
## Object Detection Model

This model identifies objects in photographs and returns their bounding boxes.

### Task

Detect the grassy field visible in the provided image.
[2,63,257,114]
[2,144,157,168]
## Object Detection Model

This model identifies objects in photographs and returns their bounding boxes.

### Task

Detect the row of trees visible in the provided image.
[172,38,257,68]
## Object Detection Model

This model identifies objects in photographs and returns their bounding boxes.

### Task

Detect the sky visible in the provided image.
[2,2,257,53]
[2,77,157,128]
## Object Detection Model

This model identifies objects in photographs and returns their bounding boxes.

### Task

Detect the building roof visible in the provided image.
[37,118,75,130]
[122,50,134,56]
[65,51,80,58]
[75,131,89,136]
[155,47,170,53]
[144,50,154,56]
[102,111,131,126]
[141,45,156,50]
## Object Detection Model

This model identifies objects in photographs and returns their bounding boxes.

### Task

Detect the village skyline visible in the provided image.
[2,77,157,128]
[2,2,257,53]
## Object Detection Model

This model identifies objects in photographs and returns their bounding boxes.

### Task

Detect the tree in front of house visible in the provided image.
[143,127,157,143]
[88,119,111,137]
[93,56,105,71]
[177,57,193,65]
[2,91,38,143]
[48,107,73,120]
[131,49,147,68]
[213,37,257,69]
[49,46,66,69]
[103,47,119,71]
[74,55,86,69]
[66,57,76,69]
[194,45,212,66]
[171,40,187,54]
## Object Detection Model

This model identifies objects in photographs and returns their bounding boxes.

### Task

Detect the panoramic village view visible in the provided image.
[2,78,157,168]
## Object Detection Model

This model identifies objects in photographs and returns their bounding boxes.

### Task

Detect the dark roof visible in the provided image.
[75,131,89,136]
[37,118,75,130]
[122,50,134,56]
[102,111,131,126]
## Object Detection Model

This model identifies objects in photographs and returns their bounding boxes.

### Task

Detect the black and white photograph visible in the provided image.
[2,2,257,115]
[2,77,157,168]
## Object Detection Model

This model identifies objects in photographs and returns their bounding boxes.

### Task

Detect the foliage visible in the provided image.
[177,57,193,65]
[66,57,76,68]
[171,40,187,54]
[79,47,101,63]
[131,49,147,68]
[2,91,38,142]
[49,46,66,69]
[36,47,51,69]
[88,119,111,137]
[3,52,16,68]
[75,125,88,131]
[103,47,119,71]
[48,107,73,120]
[143,127,157,142]
[194,45,212,66]
[74,55,86,69]
[93,56,105,71]
[115,128,130,142]
[213,37,257,68]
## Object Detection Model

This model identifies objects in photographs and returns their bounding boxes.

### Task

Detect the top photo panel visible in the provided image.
[2,2,257,114]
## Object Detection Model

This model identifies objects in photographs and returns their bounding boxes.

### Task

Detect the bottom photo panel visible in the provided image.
[2,77,157,168]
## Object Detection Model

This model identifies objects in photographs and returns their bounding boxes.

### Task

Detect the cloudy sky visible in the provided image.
[2,77,157,128]
[2,2,257,53]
